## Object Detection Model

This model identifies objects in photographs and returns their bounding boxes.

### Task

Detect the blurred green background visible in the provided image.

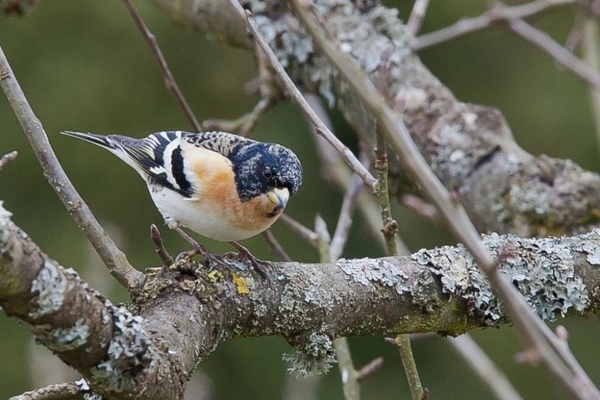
[1,1,599,399]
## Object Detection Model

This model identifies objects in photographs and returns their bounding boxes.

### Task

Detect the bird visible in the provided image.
[61,130,303,276]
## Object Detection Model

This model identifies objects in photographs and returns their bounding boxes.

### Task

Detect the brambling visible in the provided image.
[62,130,302,275]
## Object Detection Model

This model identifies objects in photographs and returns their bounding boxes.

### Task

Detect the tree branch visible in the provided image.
[2,201,600,397]
[150,0,600,237]
[227,1,378,190]
[508,16,600,90]
[0,42,142,290]
[414,0,575,50]
[286,2,599,396]
[9,381,90,400]
[0,150,17,171]
[121,0,203,132]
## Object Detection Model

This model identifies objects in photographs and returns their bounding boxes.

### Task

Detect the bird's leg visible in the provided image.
[173,226,221,269]
[228,241,272,280]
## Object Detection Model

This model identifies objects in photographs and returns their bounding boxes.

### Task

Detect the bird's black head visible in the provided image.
[230,141,303,202]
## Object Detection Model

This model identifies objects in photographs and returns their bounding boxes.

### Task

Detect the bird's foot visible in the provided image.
[228,241,273,280]
[173,226,224,271]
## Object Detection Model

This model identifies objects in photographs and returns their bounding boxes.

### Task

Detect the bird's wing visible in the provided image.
[181,131,251,158]
[106,131,195,197]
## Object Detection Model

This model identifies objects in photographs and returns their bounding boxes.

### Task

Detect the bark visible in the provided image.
[149,0,600,237]
[2,202,599,397]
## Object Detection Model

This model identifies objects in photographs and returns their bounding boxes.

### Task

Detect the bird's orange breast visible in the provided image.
[184,146,280,235]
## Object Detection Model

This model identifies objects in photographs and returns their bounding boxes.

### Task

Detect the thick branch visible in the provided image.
[149,0,600,237]
[2,202,599,393]
[0,205,196,400]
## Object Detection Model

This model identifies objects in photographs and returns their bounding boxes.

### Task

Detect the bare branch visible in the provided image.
[582,19,600,154]
[0,150,17,171]
[226,1,378,190]
[373,129,424,399]
[304,94,408,254]
[415,0,575,51]
[387,334,424,400]
[401,194,438,221]
[9,381,89,400]
[285,1,600,398]
[280,214,319,244]
[261,229,292,262]
[121,0,203,132]
[508,17,600,90]
[329,175,363,261]
[406,0,431,36]
[203,97,275,136]
[447,335,524,400]
[150,224,174,267]
[0,42,142,289]
[333,337,360,400]
[314,216,362,399]
[355,357,384,382]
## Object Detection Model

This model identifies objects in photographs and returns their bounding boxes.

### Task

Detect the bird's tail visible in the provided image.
[61,130,148,176]
[61,131,118,150]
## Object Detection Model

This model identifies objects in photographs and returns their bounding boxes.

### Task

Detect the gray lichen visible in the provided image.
[0,201,13,246]
[90,305,153,392]
[413,233,590,324]
[572,229,600,266]
[282,332,336,376]
[75,378,103,400]
[31,318,90,352]
[29,260,68,318]
[336,257,409,294]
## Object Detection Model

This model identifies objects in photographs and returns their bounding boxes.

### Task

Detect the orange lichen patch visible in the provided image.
[231,272,249,295]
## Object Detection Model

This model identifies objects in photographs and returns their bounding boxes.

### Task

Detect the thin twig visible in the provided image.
[261,229,292,262]
[387,335,426,400]
[374,130,424,399]
[304,93,409,254]
[121,0,202,132]
[401,193,439,221]
[286,2,600,398]
[355,357,384,382]
[313,215,361,400]
[150,224,174,267]
[227,0,378,190]
[564,1,600,51]
[0,150,17,171]
[401,187,521,400]
[508,16,600,90]
[333,337,361,400]
[406,0,431,36]
[415,0,575,51]
[9,381,87,400]
[329,175,364,261]
[564,8,587,52]
[203,97,275,136]
[0,42,142,289]
[582,19,600,154]
[280,214,319,244]
[447,335,524,400]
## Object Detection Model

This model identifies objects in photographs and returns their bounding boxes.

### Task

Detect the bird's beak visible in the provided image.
[267,187,290,209]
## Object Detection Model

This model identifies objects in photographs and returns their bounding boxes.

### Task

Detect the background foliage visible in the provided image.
[1,1,599,398]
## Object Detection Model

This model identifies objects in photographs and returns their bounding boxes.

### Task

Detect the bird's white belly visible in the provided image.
[148,186,271,241]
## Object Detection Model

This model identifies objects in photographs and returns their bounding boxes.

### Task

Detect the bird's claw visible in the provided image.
[228,242,273,280]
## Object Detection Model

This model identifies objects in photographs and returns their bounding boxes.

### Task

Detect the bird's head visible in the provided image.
[230,142,302,211]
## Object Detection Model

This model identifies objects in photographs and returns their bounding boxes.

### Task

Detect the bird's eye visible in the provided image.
[263,167,273,179]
